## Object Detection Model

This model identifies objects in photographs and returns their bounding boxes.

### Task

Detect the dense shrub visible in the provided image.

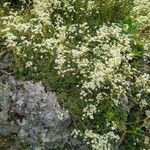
[0,0,149,149]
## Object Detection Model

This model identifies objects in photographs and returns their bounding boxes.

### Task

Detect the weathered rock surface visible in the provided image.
[0,76,89,150]
[0,76,74,150]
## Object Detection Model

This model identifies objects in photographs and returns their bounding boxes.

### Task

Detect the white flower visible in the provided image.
[26,61,33,68]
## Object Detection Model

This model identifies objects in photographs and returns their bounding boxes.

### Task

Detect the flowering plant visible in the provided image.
[0,0,149,149]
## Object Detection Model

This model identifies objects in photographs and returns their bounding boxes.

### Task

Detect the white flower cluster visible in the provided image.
[132,0,150,29]
[143,38,150,58]
[72,129,119,150]
[132,0,150,62]
[135,73,150,108]
[84,130,120,150]
[54,22,149,149]
[55,23,132,106]
[83,104,97,119]
[54,23,133,149]
[1,0,149,149]
[1,0,77,70]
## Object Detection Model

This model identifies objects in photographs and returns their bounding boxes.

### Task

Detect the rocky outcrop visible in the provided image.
[0,76,89,150]
[0,76,72,149]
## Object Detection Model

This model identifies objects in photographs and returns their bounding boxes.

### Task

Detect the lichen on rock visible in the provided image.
[0,76,71,149]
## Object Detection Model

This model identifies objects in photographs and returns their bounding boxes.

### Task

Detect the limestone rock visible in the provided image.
[0,77,71,149]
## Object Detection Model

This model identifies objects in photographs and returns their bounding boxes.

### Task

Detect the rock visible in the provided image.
[0,123,20,136]
[0,51,88,149]
[0,53,11,70]
[68,138,89,150]
[0,77,71,149]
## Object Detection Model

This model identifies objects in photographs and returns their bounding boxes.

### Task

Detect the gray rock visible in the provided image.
[0,53,11,70]
[0,77,71,149]
[68,138,89,150]
[0,76,89,150]
[0,123,20,136]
